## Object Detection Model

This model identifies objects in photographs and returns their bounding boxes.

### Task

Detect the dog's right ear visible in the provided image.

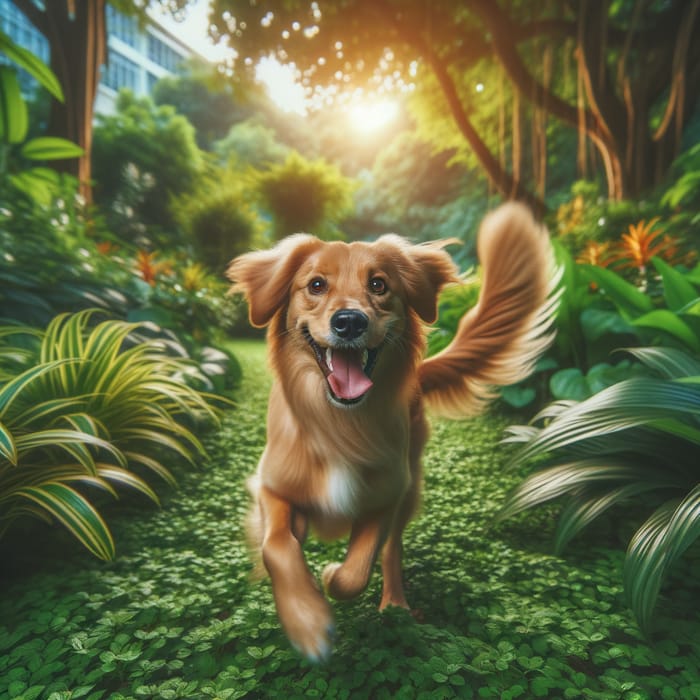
[227,234,322,327]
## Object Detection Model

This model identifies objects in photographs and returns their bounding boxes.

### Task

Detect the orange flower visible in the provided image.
[577,240,612,267]
[609,218,666,271]
[96,241,118,255]
[135,250,171,286]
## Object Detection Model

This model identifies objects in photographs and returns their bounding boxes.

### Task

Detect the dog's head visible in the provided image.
[228,234,459,408]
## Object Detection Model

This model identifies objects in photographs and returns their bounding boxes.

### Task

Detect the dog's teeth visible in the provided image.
[326,347,333,371]
[362,350,369,367]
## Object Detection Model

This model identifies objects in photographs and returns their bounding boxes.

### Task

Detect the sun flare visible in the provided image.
[348,99,400,133]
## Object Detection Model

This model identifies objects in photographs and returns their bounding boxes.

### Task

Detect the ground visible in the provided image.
[1,340,699,699]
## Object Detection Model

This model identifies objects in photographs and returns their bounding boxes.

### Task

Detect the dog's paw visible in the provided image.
[322,561,370,600]
[278,589,335,663]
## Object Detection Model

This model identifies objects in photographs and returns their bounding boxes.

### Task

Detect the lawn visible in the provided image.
[1,340,699,700]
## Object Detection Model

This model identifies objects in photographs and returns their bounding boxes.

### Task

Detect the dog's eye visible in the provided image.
[369,277,387,295]
[308,277,328,295]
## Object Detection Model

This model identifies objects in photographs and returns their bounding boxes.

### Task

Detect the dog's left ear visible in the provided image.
[379,235,461,324]
[227,234,322,327]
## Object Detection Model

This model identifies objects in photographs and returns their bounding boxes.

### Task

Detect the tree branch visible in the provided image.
[372,0,546,215]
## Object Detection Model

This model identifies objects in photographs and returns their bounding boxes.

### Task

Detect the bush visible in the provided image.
[500,346,700,634]
[0,310,220,559]
[171,168,262,274]
[91,90,204,243]
[256,151,356,240]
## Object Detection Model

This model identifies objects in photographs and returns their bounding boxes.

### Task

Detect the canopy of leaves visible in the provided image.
[152,60,246,149]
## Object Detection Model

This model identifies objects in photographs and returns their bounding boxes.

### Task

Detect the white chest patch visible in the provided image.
[324,464,361,516]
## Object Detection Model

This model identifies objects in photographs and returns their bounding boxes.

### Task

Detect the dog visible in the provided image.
[228,202,556,661]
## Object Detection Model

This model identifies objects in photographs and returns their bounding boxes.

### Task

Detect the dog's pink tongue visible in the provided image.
[327,349,372,400]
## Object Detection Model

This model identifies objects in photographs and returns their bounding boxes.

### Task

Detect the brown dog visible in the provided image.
[228,203,556,661]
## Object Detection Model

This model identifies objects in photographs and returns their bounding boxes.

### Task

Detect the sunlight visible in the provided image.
[256,56,307,115]
[348,99,400,133]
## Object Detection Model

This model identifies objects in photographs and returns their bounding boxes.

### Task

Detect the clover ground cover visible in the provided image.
[0,340,699,699]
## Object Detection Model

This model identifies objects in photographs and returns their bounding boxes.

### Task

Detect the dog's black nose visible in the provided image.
[331,309,368,340]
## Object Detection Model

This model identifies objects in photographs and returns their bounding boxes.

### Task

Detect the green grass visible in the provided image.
[1,340,699,699]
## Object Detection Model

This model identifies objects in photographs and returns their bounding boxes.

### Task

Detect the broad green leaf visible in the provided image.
[651,257,698,312]
[0,65,28,144]
[15,482,115,560]
[9,167,60,206]
[582,265,654,316]
[580,307,636,342]
[21,136,83,161]
[631,310,700,352]
[0,30,63,100]
[550,368,590,401]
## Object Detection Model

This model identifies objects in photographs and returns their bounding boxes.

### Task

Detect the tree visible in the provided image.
[209,0,700,204]
[11,0,192,203]
[152,60,245,149]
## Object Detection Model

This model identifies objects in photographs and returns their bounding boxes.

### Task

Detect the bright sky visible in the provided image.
[149,1,308,114]
[149,1,400,128]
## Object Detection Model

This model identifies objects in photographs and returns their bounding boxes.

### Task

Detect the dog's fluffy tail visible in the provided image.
[419,202,559,418]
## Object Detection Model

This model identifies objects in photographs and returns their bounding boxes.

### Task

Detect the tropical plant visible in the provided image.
[0,30,82,204]
[0,310,220,559]
[500,345,700,634]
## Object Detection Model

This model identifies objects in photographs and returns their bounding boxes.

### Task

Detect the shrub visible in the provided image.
[256,151,356,240]
[500,346,700,633]
[91,90,204,242]
[171,168,263,273]
[0,310,220,559]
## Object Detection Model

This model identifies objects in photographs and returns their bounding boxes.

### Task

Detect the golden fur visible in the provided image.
[227,202,556,661]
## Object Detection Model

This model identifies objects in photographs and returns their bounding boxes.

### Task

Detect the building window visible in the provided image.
[0,0,49,64]
[106,4,138,48]
[147,33,185,73]
[102,49,139,92]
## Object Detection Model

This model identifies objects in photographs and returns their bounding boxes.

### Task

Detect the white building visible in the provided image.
[0,0,203,115]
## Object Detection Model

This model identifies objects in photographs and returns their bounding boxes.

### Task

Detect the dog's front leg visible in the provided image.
[259,485,334,662]
[321,511,390,600]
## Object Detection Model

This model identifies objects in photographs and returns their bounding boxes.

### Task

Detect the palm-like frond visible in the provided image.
[0,311,222,558]
[501,345,700,632]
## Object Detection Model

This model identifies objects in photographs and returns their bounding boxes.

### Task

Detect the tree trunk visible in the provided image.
[14,0,106,204]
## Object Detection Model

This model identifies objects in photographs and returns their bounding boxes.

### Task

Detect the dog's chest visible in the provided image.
[320,459,408,517]
[323,464,361,516]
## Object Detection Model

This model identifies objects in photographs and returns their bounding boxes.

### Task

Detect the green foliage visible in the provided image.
[427,272,481,356]
[91,90,204,242]
[213,118,290,169]
[0,310,220,559]
[501,345,700,634]
[346,130,489,249]
[171,167,263,273]
[0,31,82,205]
[152,60,242,150]
[0,195,134,327]
[553,181,655,252]
[1,341,698,698]
[255,151,356,240]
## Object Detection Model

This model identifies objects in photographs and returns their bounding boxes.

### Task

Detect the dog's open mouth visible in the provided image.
[303,328,380,405]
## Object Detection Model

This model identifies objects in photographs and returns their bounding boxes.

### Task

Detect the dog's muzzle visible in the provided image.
[302,325,380,406]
